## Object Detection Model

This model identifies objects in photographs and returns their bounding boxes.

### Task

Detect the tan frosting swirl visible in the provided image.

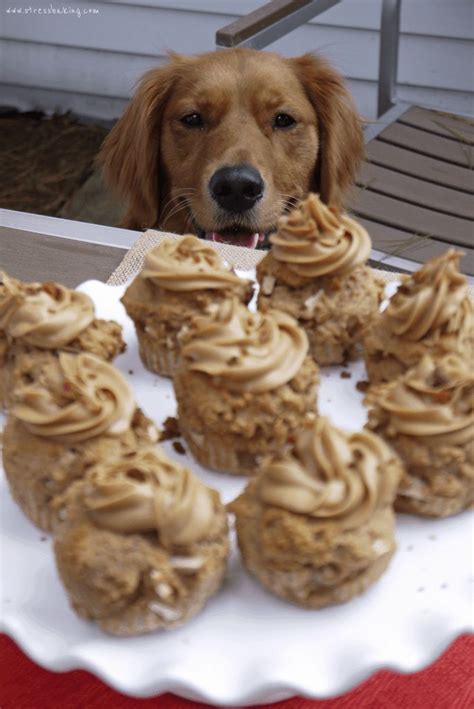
[83,447,216,546]
[258,417,398,528]
[270,193,371,278]
[367,354,473,446]
[141,235,245,291]
[0,272,95,347]
[181,298,309,392]
[12,352,135,442]
[384,250,470,341]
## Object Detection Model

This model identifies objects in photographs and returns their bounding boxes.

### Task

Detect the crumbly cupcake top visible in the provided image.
[181,298,309,392]
[382,250,471,342]
[11,352,135,442]
[257,417,399,529]
[82,447,217,547]
[366,354,473,447]
[270,193,371,278]
[0,272,95,348]
[140,235,245,291]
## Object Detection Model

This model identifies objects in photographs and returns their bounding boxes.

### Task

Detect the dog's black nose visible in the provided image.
[209,164,264,213]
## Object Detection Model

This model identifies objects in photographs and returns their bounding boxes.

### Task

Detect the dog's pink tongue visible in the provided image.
[208,232,261,249]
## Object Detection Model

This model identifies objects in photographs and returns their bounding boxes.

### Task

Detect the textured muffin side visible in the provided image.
[53,461,229,636]
[230,417,403,607]
[257,254,384,365]
[121,278,251,377]
[68,318,126,361]
[1,318,126,408]
[365,355,474,517]
[363,322,474,386]
[174,355,319,475]
[2,409,158,532]
[230,479,397,608]
[387,434,472,517]
[363,251,473,385]
[4,349,155,530]
[0,274,125,407]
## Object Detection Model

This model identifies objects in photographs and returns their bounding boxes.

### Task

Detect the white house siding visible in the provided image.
[0,0,472,121]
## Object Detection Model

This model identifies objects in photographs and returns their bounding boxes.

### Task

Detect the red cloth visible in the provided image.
[1,634,473,709]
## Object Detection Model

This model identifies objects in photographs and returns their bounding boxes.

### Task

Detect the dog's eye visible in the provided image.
[180,113,204,129]
[273,113,296,129]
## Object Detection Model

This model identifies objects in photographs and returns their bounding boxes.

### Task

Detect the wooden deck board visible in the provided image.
[358,218,474,276]
[361,105,473,271]
[399,107,474,142]
[366,140,474,192]
[378,123,474,168]
[350,188,473,247]
[357,163,474,220]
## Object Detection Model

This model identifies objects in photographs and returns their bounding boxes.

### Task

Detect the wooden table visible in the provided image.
[1,208,473,286]
[0,210,138,287]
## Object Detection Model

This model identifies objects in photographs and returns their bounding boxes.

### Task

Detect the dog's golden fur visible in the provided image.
[100,49,363,236]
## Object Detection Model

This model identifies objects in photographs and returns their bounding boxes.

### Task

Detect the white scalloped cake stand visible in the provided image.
[1,278,472,705]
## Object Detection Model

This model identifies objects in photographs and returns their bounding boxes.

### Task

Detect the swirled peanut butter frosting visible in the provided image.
[140,235,245,291]
[383,250,471,341]
[258,417,398,528]
[270,194,371,278]
[11,352,135,442]
[0,272,95,347]
[181,298,309,392]
[366,354,474,447]
[83,447,216,546]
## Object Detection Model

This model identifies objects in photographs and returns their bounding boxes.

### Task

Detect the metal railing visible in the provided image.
[216,0,402,118]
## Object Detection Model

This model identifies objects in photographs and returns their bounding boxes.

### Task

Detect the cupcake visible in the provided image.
[365,354,473,517]
[54,446,228,635]
[230,417,402,608]
[174,297,319,476]
[2,351,158,531]
[364,250,473,384]
[121,235,253,377]
[0,272,125,407]
[256,194,384,365]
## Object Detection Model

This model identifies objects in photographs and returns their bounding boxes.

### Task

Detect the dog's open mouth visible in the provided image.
[191,215,274,249]
[206,229,266,249]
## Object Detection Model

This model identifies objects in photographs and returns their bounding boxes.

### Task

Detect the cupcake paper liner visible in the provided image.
[137,334,180,378]
[183,430,247,476]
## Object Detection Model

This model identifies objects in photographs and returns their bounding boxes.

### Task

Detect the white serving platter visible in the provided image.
[0,277,472,706]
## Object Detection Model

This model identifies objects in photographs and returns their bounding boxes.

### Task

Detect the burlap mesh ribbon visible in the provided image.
[107,229,410,286]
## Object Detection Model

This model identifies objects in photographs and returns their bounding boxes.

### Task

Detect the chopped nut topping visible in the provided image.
[155,582,174,600]
[148,601,181,622]
[170,556,203,573]
[159,416,181,441]
[261,275,276,295]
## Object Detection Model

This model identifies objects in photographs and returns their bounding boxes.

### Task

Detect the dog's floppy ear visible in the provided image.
[290,53,363,210]
[99,60,179,229]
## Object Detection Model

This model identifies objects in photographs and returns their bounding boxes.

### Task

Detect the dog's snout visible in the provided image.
[209,164,264,213]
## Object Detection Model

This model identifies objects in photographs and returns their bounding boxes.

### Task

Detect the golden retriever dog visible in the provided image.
[100,49,363,248]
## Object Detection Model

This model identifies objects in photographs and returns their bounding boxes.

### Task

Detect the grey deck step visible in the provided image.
[358,163,474,220]
[358,105,474,275]
[358,218,474,277]
[398,106,474,142]
[351,188,472,247]
[378,122,473,168]
[366,141,473,192]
